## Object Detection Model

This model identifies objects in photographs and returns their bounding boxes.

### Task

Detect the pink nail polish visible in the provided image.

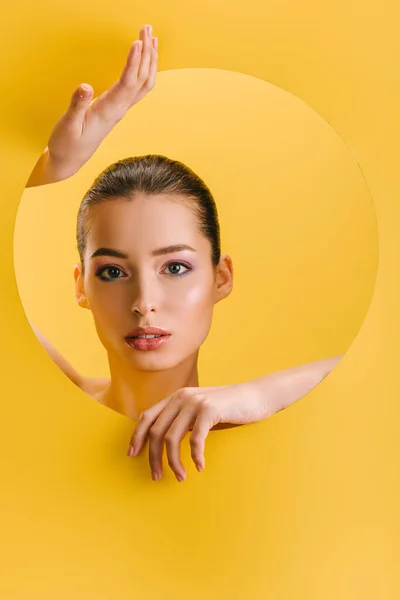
[127,445,135,457]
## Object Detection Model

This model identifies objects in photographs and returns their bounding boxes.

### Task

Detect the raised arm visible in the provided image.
[26,24,158,187]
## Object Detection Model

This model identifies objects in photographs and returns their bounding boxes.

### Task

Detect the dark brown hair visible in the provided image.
[76,155,221,271]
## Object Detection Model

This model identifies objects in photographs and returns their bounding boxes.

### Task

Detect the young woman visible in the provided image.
[27,24,343,482]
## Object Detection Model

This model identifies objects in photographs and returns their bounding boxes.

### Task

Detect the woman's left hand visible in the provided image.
[127,382,271,482]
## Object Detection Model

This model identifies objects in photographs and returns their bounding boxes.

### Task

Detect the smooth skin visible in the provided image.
[74,195,235,418]
[27,24,343,483]
[27,24,158,187]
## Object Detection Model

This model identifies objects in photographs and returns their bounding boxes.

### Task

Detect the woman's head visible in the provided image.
[74,155,233,373]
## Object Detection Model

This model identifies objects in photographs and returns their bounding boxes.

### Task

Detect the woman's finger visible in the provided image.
[148,401,183,480]
[136,24,153,87]
[128,396,170,456]
[97,39,143,117]
[90,26,150,120]
[133,36,158,104]
[164,406,197,482]
[118,39,143,90]
[84,25,157,126]
[190,405,217,471]
[141,36,158,90]
[64,83,94,124]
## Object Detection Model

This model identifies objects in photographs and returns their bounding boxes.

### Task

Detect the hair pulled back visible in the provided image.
[76,155,221,270]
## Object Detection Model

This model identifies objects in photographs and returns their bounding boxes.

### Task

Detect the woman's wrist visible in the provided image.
[26,148,75,187]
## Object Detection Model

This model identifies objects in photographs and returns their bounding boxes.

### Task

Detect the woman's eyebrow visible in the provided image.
[151,244,197,256]
[91,248,129,259]
[90,244,197,260]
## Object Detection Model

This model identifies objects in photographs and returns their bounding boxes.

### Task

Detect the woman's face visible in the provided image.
[74,194,233,372]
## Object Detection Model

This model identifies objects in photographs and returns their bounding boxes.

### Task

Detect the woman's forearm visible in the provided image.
[26,148,52,187]
[26,148,71,188]
[251,355,343,419]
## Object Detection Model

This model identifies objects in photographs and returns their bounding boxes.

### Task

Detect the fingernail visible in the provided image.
[196,463,203,472]
[79,83,92,98]
[147,25,152,36]
[152,471,160,481]
[176,472,185,482]
[127,445,135,457]
[152,36,158,50]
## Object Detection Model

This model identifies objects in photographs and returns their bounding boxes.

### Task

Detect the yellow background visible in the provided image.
[1,2,398,599]
[14,68,377,381]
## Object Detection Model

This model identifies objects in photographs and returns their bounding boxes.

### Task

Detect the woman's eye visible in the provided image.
[96,266,127,281]
[164,262,191,277]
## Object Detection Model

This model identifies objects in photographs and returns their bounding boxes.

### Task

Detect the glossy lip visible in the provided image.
[125,326,171,338]
[125,334,171,352]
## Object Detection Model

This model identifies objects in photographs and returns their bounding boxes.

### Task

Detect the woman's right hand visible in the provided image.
[27,24,158,187]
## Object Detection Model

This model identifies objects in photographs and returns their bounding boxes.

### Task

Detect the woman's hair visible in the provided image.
[76,155,221,271]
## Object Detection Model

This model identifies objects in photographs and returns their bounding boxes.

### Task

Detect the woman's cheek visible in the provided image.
[178,279,215,327]
[88,285,126,325]
[177,273,212,304]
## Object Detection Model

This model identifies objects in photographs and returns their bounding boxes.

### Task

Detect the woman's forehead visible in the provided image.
[86,196,205,251]
[91,196,195,227]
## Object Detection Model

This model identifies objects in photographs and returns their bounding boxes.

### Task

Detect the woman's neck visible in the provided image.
[101,352,200,420]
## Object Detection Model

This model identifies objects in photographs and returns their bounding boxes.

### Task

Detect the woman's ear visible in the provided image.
[214,254,233,304]
[74,263,90,309]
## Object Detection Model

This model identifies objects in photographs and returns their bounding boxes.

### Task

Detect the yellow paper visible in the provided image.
[1,2,398,599]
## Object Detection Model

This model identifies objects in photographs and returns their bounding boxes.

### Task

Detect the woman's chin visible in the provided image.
[107,339,200,374]
[123,351,183,373]
[129,360,174,373]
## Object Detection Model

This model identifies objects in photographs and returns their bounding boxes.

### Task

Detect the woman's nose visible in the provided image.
[130,276,158,316]
[131,302,156,316]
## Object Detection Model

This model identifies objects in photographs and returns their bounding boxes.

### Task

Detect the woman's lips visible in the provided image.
[125,334,171,352]
[126,326,171,337]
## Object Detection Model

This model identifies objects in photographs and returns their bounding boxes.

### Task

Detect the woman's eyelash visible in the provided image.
[95,262,193,281]
[95,265,127,281]
[163,261,193,277]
